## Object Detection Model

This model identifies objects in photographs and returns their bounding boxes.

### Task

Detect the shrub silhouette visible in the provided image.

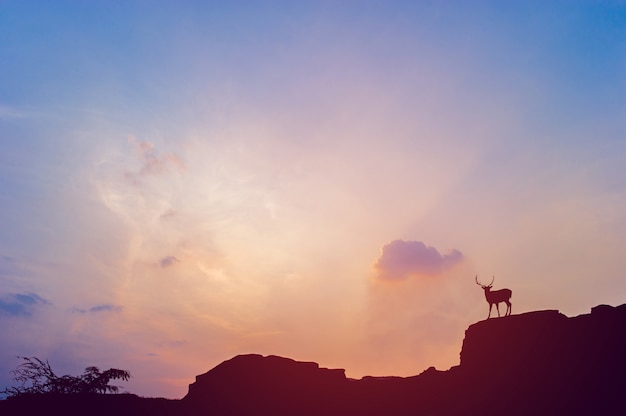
[2,356,131,397]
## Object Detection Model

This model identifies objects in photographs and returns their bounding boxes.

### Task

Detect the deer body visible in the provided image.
[476,275,512,318]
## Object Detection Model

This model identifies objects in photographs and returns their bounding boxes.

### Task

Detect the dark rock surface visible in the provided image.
[3,303,626,415]
[181,303,626,415]
[183,354,350,415]
[452,304,626,415]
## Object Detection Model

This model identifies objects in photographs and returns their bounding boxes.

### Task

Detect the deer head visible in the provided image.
[475,275,494,290]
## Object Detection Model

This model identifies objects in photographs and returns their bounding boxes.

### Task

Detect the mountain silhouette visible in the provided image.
[2,303,625,415]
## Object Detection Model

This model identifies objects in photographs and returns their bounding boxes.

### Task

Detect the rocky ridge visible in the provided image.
[3,303,625,415]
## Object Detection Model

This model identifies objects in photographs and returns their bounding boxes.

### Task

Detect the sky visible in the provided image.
[2,0,626,399]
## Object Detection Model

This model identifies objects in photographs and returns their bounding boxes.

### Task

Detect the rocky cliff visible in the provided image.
[454,304,626,414]
[183,354,349,414]
[3,303,625,415]
[181,304,626,415]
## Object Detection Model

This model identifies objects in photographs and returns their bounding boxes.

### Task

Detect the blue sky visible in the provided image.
[2,1,626,398]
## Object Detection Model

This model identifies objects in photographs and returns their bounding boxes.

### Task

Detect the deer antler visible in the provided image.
[488,275,495,286]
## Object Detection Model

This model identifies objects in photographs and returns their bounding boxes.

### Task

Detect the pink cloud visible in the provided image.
[373,240,463,279]
[128,136,185,176]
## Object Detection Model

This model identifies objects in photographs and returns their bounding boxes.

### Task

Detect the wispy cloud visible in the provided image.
[0,293,50,317]
[160,256,180,268]
[128,136,185,177]
[373,240,463,279]
[89,304,123,313]
[73,304,123,314]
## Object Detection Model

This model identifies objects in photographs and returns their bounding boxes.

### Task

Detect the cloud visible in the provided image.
[0,293,50,317]
[73,304,123,314]
[373,240,463,279]
[160,256,180,268]
[128,136,185,177]
[89,304,123,313]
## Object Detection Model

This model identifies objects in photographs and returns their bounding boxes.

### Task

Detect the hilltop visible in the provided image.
[2,303,625,415]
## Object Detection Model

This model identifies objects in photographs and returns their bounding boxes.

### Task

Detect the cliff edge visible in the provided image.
[182,304,626,415]
[3,303,625,415]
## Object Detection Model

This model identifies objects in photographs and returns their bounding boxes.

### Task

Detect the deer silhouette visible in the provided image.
[475,275,512,318]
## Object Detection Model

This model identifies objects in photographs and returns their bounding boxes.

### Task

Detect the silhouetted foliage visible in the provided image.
[1,356,131,397]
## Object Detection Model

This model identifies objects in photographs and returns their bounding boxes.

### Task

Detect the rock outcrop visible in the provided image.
[183,354,349,414]
[3,303,626,415]
[181,304,626,415]
[453,304,626,415]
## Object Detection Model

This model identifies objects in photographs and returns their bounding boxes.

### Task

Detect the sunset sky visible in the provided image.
[2,1,626,398]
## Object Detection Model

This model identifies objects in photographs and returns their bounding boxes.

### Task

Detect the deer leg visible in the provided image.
[506,301,511,316]
[496,303,501,317]
[488,303,493,318]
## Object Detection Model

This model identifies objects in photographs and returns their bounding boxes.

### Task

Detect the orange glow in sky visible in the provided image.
[2,2,626,398]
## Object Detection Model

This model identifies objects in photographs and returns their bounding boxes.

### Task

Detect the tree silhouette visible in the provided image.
[1,356,131,397]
